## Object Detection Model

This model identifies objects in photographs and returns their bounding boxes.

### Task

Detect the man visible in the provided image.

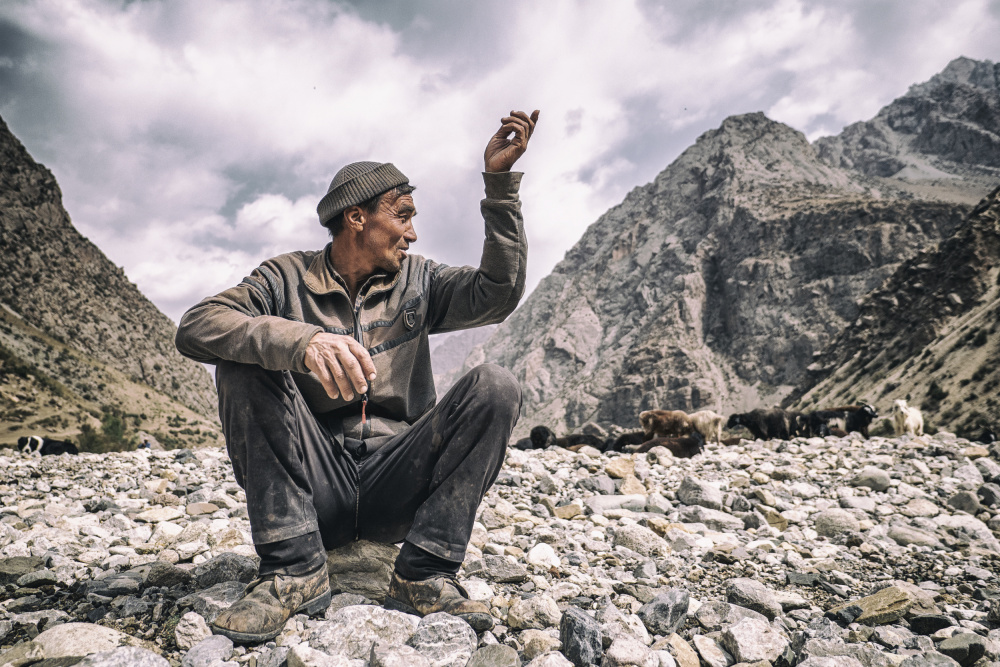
[175,109,539,643]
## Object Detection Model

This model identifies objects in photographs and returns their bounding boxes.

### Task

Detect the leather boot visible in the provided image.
[383,572,494,631]
[211,564,331,644]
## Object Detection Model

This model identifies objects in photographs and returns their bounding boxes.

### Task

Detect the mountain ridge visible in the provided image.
[445,57,998,436]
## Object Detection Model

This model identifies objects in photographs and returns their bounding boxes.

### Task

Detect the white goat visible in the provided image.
[891,399,924,436]
[688,410,725,444]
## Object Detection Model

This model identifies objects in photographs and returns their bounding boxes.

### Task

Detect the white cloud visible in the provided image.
[1,0,998,324]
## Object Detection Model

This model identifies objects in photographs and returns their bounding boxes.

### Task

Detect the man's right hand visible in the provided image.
[304,332,376,401]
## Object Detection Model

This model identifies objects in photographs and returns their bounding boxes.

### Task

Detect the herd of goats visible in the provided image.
[515,399,997,459]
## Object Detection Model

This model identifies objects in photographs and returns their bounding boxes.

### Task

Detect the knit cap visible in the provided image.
[317,161,409,227]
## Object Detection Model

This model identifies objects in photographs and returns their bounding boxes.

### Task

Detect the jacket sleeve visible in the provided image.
[426,171,527,333]
[175,259,323,372]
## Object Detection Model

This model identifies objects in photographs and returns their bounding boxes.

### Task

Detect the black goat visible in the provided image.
[18,436,79,456]
[634,431,706,458]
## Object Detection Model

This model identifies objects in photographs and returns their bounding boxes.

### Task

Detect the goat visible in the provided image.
[18,436,79,456]
[976,428,996,445]
[688,410,725,444]
[527,426,605,451]
[639,410,693,440]
[606,431,646,452]
[891,399,924,436]
[726,409,796,440]
[806,410,847,437]
[634,431,706,458]
[829,404,879,438]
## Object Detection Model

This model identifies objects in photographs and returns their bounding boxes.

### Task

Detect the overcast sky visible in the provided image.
[1,0,998,324]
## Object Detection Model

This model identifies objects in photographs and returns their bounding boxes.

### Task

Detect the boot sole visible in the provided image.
[212,589,332,645]
[383,596,494,632]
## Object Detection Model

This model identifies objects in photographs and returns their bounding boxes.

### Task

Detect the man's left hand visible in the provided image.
[484,109,540,173]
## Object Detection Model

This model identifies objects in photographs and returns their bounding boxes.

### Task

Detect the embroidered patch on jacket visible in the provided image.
[403,309,417,330]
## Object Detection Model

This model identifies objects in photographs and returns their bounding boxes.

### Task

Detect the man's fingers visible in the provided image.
[345,338,377,382]
[322,353,355,401]
[334,347,369,397]
[499,119,529,147]
[311,361,341,400]
[509,110,539,138]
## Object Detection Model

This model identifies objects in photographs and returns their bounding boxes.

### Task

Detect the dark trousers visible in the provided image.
[216,362,520,572]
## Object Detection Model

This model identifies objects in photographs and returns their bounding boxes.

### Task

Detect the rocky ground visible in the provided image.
[2,431,1000,667]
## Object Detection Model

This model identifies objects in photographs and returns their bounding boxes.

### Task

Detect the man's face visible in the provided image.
[363,191,417,273]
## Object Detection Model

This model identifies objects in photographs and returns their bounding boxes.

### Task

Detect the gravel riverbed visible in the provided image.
[2,431,1000,667]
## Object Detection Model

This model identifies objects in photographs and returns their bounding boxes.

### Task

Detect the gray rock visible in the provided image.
[675,506,743,532]
[977,483,1000,507]
[888,524,945,549]
[526,653,574,667]
[584,495,648,514]
[694,600,768,632]
[560,607,603,667]
[947,491,983,514]
[937,633,988,666]
[813,508,861,537]
[32,623,128,659]
[370,642,433,667]
[899,653,961,667]
[720,617,788,663]
[691,634,732,667]
[797,658,864,667]
[406,612,477,667]
[509,595,562,630]
[677,477,723,511]
[16,570,58,587]
[309,606,419,660]
[192,552,257,588]
[851,466,891,492]
[257,647,291,667]
[579,476,617,496]
[611,524,670,558]
[636,589,689,636]
[175,611,212,651]
[798,638,893,667]
[483,555,530,583]
[180,635,233,667]
[75,647,170,667]
[145,561,195,588]
[326,541,399,603]
[176,581,248,623]
[601,635,658,667]
[467,644,520,667]
[0,557,47,585]
[724,578,782,620]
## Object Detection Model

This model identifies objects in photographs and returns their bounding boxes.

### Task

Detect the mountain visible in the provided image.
[447,57,998,436]
[0,115,220,449]
[816,57,999,204]
[788,185,1000,435]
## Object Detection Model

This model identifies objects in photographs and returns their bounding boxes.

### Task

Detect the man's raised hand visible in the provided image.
[304,332,376,401]
[484,109,540,173]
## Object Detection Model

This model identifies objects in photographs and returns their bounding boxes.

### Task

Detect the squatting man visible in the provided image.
[176,109,540,643]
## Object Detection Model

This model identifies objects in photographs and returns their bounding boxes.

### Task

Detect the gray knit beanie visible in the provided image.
[317,161,409,227]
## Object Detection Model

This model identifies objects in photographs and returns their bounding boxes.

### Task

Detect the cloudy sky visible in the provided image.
[1,0,999,324]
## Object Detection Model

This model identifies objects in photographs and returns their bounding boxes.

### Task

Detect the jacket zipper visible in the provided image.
[350,279,376,540]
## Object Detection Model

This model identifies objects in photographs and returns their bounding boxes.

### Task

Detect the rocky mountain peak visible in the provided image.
[444,59,998,437]
[909,56,1000,95]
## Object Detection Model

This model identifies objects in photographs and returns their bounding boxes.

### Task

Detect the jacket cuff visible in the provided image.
[292,325,325,373]
[482,171,522,200]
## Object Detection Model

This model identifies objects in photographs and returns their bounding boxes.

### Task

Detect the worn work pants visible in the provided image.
[216,361,520,573]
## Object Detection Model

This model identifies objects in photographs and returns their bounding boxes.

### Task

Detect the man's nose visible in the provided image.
[404,224,417,243]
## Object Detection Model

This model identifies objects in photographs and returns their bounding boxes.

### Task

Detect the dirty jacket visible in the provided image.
[175,171,526,450]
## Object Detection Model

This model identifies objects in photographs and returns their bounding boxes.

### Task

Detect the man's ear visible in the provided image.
[343,206,365,233]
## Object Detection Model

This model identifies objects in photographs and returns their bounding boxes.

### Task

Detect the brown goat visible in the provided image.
[639,409,693,440]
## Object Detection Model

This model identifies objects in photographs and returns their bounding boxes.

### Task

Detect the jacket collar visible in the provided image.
[304,243,401,297]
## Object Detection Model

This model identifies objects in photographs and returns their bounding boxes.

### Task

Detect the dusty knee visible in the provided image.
[468,364,521,408]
